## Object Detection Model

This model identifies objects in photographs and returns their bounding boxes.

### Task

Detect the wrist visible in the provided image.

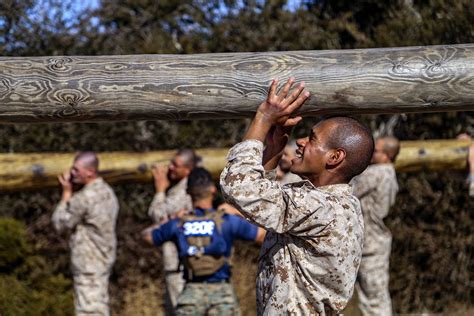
[156,187,167,193]
[254,111,273,129]
[61,190,72,202]
[244,113,273,142]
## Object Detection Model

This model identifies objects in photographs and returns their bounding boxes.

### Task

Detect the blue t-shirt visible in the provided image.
[152,208,258,282]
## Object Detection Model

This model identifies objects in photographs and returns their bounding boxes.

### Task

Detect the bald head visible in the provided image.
[74,151,99,173]
[323,117,374,181]
[176,148,201,168]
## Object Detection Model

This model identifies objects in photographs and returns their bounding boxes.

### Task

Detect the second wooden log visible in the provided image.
[0,140,471,192]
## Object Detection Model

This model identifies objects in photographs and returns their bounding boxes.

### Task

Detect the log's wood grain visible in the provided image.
[0,140,471,192]
[0,44,473,123]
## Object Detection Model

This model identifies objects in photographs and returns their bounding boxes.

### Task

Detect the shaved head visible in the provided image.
[177,148,201,168]
[323,117,374,181]
[74,151,99,173]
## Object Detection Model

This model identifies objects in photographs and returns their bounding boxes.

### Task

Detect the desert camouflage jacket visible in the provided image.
[52,177,119,274]
[220,140,364,316]
[351,164,398,254]
[148,177,192,223]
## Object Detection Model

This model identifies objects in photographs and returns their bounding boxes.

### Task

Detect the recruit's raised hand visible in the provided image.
[257,77,309,127]
[244,78,310,143]
[58,170,73,202]
[151,163,170,193]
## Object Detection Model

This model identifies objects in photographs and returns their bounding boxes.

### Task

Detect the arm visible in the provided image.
[255,228,266,244]
[141,223,162,245]
[220,78,311,233]
[148,164,171,223]
[231,214,266,244]
[51,171,86,232]
[52,194,87,233]
[141,221,176,246]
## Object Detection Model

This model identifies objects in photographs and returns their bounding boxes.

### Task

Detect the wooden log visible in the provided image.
[0,149,229,192]
[394,139,471,173]
[0,44,473,123]
[0,140,471,192]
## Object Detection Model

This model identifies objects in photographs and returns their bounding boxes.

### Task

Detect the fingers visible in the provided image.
[285,90,310,115]
[267,79,279,101]
[283,116,302,127]
[151,163,167,176]
[277,77,295,101]
[283,81,305,105]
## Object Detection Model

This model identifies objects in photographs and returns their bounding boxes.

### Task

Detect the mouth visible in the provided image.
[295,149,303,159]
[292,150,303,165]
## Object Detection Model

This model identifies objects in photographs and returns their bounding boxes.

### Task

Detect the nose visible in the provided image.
[296,137,308,147]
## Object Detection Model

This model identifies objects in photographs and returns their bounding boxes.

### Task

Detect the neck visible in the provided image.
[193,197,213,210]
[306,171,347,187]
[84,175,98,185]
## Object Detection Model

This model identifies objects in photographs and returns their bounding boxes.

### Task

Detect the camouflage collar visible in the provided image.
[168,177,188,196]
[310,182,353,196]
[85,177,104,188]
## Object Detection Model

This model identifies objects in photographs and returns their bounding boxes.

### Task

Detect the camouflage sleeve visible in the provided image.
[350,167,379,199]
[148,192,167,223]
[220,140,313,234]
[52,194,87,233]
[264,169,278,180]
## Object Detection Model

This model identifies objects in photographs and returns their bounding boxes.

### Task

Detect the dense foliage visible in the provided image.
[0,218,73,315]
[0,0,472,314]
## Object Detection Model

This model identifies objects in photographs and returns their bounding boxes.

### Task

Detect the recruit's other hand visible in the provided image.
[58,170,73,201]
[151,163,170,193]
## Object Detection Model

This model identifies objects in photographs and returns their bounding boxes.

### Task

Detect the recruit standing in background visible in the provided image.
[220,78,374,315]
[351,137,400,316]
[148,149,198,312]
[143,167,265,315]
[52,152,119,316]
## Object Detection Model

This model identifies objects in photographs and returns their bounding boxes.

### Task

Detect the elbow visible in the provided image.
[141,228,154,245]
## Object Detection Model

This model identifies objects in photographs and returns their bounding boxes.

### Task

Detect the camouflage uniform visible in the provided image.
[52,177,119,316]
[148,177,193,309]
[279,171,301,185]
[351,164,398,316]
[220,140,364,315]
[176,283,240,316]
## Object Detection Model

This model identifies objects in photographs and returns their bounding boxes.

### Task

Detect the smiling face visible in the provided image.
[168,155,192,182]
[290,121,335,180]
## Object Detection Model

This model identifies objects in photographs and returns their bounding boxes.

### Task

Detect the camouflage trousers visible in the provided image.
[162,241,186,313]
[73,271,111,316]
[175,282,240,316]
[356,245,392,316]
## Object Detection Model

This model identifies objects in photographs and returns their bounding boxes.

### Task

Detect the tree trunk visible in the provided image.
[0,140,471,192]
[0,44,473,123]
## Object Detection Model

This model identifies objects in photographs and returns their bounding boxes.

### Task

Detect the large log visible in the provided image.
[0,44,473,123]
[0,140,471,192]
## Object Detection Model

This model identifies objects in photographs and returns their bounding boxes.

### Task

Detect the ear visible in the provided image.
[327,148,346,166]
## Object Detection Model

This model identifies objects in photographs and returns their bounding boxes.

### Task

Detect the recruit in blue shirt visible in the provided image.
[152,208,258,283]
